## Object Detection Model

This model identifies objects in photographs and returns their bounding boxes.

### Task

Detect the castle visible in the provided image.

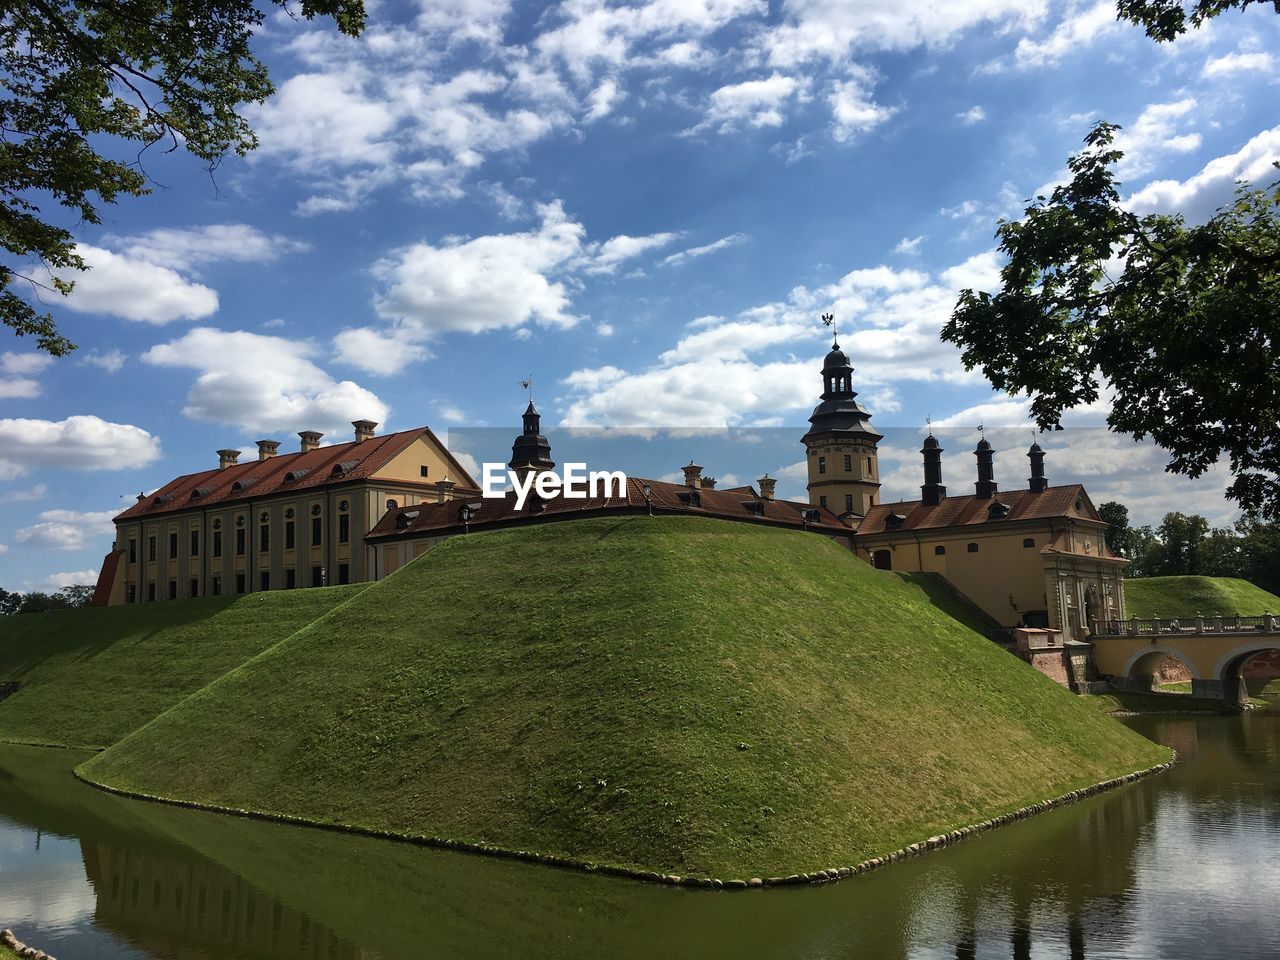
[93,338,1127,640]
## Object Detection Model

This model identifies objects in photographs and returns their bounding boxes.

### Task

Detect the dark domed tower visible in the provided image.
[509,400,555,481]
[801,338,882,517]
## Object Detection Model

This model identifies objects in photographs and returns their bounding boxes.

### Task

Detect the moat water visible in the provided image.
[2,710,1279,960]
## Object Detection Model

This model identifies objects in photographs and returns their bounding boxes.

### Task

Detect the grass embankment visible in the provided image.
[1084,691,1241,714]
[0,585,367,749]
[1125,576,1280,619]
[82,516,1169,879]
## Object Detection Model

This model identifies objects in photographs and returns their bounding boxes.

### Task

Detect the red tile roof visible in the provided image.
[855,484,1098,536]
[367,477,852,541]
[113,427,479,523]
[91,550,123,606]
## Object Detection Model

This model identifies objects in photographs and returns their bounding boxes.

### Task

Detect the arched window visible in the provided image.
[967,542,979,553]
[1022,537,1035,548]
[934,545,946,555]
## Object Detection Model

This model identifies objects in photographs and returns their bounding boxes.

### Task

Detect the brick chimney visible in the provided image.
[758,474,776,500]
[701,476,717,490]
[299,430,323,453]
[353,419,378,442]
[256,439,281,461]
[434,476,456,503]
[217,449,240,470]
[681,460,703,490]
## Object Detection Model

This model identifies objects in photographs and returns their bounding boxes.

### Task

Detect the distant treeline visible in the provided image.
[0,584,94,615]
[1101,504,1280,594]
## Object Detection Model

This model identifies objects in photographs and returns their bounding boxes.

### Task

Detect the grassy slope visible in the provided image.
[1125,576,1280,619]
[83,517,1168,878]
[0,585,366,748]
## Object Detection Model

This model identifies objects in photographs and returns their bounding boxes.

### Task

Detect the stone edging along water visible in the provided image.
[71,756,1175,890]
[1,927,58,960]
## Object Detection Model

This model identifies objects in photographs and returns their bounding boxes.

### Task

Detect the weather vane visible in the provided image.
[977,423,985,439]
[821,312,837,346]
[926,415,933,436]
[518,376,533,402]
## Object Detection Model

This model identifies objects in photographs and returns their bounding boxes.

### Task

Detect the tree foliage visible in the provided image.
[1,0,365,354]
[945,123,1280,518]
[1116,0,1277,41]
[0,583,95,614]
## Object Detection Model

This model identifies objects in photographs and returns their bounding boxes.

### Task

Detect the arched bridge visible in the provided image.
[1090,615,1280,703]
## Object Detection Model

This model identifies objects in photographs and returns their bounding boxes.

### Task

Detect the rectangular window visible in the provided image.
[169,532,178,559]
[311,516,322,546]
[844,494,853,513]
[338,563,350,585]
[286,568,296,589]
[260,571,270,592]
[420,465,430,478]
[866,457,874,475]
[818,456,826,474]
[819,495,828,509]
[843,454,852,472]
[259,523,270,553]
[148,536,156,562]
[168,580,177,600]
[235,573,246,594]
[285,521,295,550]
[213,530,222,558]
[147,582,156,601]
[235,528,245,556]
[339,514,350,544]
[190,578,199,597]
[128,538,137,563]
[190,530,199,557]
[212,575,222,596]
[311,566,323,587]
[126,584,136,603]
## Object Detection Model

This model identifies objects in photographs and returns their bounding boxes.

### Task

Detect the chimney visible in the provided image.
[702,476,717,490]
[353,419,378,442]
[920,435,947,506]
[299,430,323,453]
[435,476,456,503]
[256,439,281,461]
[974,438,997,500]
[1027,442,1048,493]
[681,460,703,490]
[217,449,240,470]
[758,474,776,501]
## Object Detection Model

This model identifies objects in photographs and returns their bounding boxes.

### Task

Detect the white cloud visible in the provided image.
[1203,50,1274,77]
[38,569,101,591]
[79,349,127,373]
[1113,99,1202,179]
[49,244,218,324]
[582,231,680,274]
[584,78,625,120]
[694,73,807,132]
[15,509,117,551]
[0,483,47,502]
[662,233,748,266]
[142,328,388,435]
[113,224,310,271]
[332,327,431,377]
[827,71,896,141]
[1126,125,1280,221]
[894,235,924,255]
[956,105,986,125]
[1014,1,1120,69]
[0,416,161,479]
[1,351,52,376]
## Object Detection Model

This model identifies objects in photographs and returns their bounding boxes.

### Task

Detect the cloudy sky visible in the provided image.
[2,0,1277,590]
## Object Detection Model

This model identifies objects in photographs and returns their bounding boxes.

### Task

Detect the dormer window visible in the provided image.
[152,493,174,506]
[330,460,359,477]
[885,512,906,529]
[231,477,259,492]
[396,510,420,529]
[189,486,211,500]
[988,501,1010,519]
[284,468,310,483]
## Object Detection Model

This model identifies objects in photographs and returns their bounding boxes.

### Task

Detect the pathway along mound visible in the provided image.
[80,516,1170,879]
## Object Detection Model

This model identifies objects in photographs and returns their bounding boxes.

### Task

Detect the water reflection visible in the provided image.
[2,711,1279,960]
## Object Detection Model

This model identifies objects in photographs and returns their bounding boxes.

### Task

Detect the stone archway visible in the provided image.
[1215,643,1280,704]
[1124,647,1196,693]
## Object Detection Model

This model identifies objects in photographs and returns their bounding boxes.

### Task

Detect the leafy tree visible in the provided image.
[1099,500,1132,556]
[2,0,365,354]
[945,123,1280,518]
[57,583,95,607]
[1116,0,1276,41]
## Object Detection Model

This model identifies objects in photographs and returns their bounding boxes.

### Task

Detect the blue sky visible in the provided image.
[2,0,1278,590]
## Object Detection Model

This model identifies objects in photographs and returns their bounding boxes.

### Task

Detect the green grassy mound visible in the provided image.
[1125,576,1280,619]
[0,585,366,748]
[81,517,1168,878]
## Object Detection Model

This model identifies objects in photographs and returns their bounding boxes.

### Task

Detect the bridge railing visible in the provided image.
[1093,615,1278,637]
